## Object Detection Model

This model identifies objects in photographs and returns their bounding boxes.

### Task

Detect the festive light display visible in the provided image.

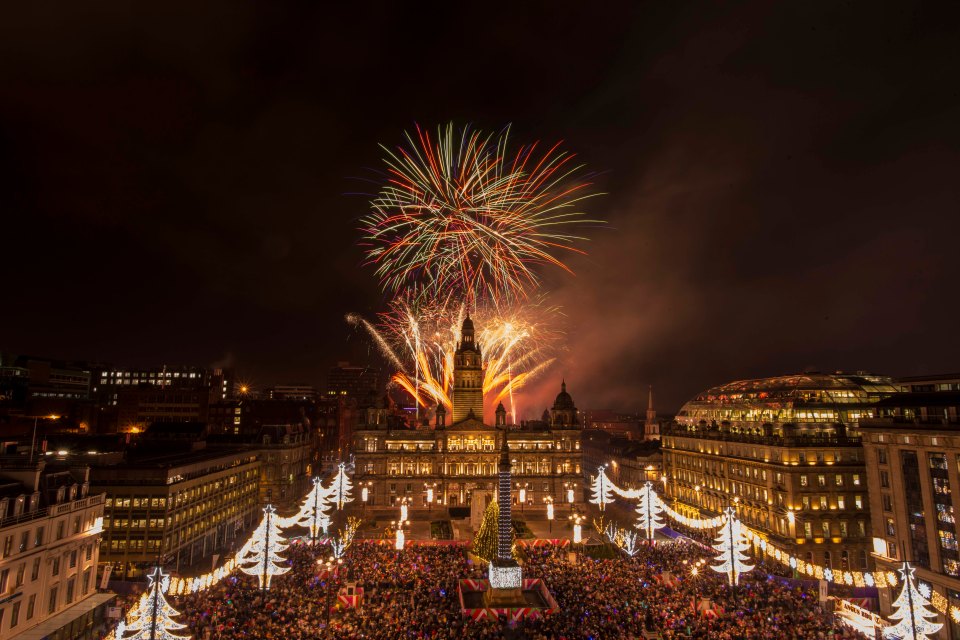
[115,566,191,640]
[360,122,600,305]
[883,562,943,640]
[395,528,405,551]
[711,507,753,586]
[237,505,290,590]
[332,462,354,510]
[635,481,665,540]
[472,499,501,562]
[279,476,333,540]
[331,517,361,559]
[589,466,614,511]
[618,529,640,557]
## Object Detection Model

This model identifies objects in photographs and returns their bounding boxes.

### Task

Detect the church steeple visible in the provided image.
[645,384,660,440]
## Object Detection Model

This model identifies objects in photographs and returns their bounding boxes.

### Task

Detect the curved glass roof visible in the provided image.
[676,373,899,427]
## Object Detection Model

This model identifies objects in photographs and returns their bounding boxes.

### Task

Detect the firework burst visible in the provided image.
[360,122,600,305]
[347,297,562,422]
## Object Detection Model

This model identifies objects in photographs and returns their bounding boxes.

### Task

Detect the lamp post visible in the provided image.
[361,481,372,512]
[545,497,554,534]
[518,482,529,513]
[565,482,576,511]
[569,512,584,544]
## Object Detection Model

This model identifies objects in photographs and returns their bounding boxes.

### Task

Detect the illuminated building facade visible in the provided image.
[663,373,899,572]
[860,383,960,639]
[352,317,584,511]
[0,461,107,640]
[91,449,261,578]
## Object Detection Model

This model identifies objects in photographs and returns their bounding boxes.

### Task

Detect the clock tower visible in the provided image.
[452,314,484,423]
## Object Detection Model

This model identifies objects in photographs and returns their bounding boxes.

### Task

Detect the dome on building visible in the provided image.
[553,380,576,411]
[675,372,899,430]
[461,314,474,333]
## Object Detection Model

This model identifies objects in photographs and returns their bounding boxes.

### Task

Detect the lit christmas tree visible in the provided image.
[883,561,943,640]
[238,505,290,590]
[635,481,665,540]
[589,465,614,511]
[115,566,191,640]
[710,506,753,586]
[332,462,354,510]
[279,476,333,540]
[472,499,503,563]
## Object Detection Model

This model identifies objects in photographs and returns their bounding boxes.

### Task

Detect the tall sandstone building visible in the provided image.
[351,316,585,512]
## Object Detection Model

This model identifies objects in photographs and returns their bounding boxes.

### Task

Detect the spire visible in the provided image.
[647,385,654,412]
[561,379,566,393]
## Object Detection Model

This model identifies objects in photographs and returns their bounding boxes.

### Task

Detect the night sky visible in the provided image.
[3,2,959,415]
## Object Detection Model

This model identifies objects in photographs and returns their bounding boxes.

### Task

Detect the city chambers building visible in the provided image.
[662,372,900,572]
[351,316,584,512]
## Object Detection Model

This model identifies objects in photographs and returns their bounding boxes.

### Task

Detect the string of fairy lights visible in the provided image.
[594,467,959,638]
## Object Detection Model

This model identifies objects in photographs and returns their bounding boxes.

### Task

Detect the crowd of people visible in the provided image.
[102,531,870,640]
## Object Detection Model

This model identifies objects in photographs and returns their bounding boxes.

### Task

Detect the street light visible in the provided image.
[361,481,372,512]
[565,482,576,509]
[569,513,584,544]
[545,497,554,534]
[518,482,529,512]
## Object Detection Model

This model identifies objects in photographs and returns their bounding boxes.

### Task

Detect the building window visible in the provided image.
[878,449,887,464]
[837,496,846,510]
[48,587,58,614]
[34,527,43,547]
[854,495,863,509]
[800,475,808,487]
[52,557,59,576]
[819,496,828,510]
[10,602,20,628]
[835,474,843,487]
[26,594,35,620]
[804,522,812,539]
[31,558,40,581]
[852,474,861,486]
[822,521,831,538]
[817,474,826,487]
[882,494,893,512]
[901,450,930,568]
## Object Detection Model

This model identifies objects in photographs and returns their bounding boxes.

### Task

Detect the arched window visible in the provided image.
[824,551,832,569]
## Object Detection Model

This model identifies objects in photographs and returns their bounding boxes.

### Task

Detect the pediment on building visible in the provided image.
[448,417,490,430]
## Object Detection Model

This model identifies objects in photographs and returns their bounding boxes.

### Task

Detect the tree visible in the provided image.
[635,481,666,540]
[589,466,614,511]
[332,462,354,510]
[279,476,333,540]
[473,499,507,563]
[115,566,191,640]
[710,507,753,586]
[238,505,290,590]
[883,561,943,640]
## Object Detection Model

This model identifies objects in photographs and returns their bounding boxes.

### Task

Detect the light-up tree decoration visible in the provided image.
[238,505,290,590]
[711,506,753,586]
[619,529,640,557]
[635,481,665,540]
[279,477,333,541]
[332,462,354,510]
[114,566,191,640]
[589,465,614,511]
[884,561,943,640]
